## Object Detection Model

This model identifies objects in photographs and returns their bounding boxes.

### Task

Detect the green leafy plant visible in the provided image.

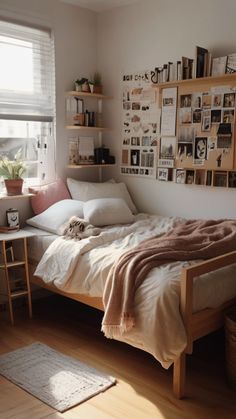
[93,71,102,86]
[75,77,88,85]
[0,157,26,179]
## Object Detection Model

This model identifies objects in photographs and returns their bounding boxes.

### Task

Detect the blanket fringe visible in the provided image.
[101,314,135,338]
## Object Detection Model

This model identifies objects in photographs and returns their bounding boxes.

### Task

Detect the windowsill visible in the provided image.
[0,192,34,201]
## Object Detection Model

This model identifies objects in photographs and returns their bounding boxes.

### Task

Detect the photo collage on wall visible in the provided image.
[177,86,236,171]
[121,70,161,178]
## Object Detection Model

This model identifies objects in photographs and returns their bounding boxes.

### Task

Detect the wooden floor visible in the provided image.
[1,295,236,419]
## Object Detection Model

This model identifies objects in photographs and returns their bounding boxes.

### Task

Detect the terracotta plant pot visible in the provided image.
[93,85,103,94]
[5,178,23,196]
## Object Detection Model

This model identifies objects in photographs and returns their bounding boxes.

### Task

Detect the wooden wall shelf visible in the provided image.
[66,125,109,131]
[67,164,115,169]
[153,73,236,89]
[66,91,112,100]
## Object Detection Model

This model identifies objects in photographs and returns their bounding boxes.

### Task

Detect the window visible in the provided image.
[0,19,55,189]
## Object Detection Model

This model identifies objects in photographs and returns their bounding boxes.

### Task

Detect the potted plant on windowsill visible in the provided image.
[0,157,26,196]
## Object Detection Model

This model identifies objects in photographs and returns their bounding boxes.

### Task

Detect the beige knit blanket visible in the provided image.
[101,219,236,338]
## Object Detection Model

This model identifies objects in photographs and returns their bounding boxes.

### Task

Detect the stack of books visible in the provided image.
[152,47,236,84]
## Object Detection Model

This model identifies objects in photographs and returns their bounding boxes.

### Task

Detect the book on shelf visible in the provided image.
[68,138,79,165]
[181,56,194,80]
[177,61,182,80]
[226,53,236,74]
[195,46,208,78]
[211,56,227,76]
[78,136,95,165]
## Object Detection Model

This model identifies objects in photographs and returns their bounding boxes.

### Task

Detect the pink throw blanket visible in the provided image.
[101,219,236,338]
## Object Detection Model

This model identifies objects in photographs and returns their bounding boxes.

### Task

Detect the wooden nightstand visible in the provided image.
[0,230,35,325]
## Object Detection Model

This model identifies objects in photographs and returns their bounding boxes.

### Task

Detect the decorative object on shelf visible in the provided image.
[94,147,110,164]
[88,80,94,93]
[68,138,79,165]
[78,137,95,165]
[74,78,89,92]
[6,208,19,227]
[93,71,103,94]
[0,157,26,196]
[73,98,84,126]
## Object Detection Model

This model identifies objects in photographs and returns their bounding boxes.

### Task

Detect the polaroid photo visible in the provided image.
[193,110,202,124]
[142,136,152,146]
[201,110,211,131]
[177,142,193,158]
[211,109,221,123]
[178,125,195,143]
[212,93,222,108]
[180,94,192,108]
[157,168,169,181]
[223,109,235,124]
[160,137,176,159]
[179,108,192,124]
[191,93,202,109]
[186,170,195,184]
[223,93,235,108]
[141,148,155,168]
[194,137,207,162]
[122,149,129,165]
[131,136,140,146]
[130,149,140,166]
[207,137,217,157]
[202,93,212,109]
[176,169,186,184]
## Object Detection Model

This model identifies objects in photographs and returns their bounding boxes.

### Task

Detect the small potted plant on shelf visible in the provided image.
[74,77,89,92]
[93,71,103,94]
[0,157,26,196]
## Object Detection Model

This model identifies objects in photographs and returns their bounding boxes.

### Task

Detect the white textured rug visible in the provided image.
[0,342,116,412]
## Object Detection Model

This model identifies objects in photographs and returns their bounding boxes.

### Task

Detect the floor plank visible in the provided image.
[1,295,236,419]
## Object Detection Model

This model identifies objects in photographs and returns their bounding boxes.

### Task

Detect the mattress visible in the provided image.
[31,214,236,368]
[24,226,58,262]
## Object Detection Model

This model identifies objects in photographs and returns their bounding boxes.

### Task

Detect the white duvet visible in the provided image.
[35,214,236,368]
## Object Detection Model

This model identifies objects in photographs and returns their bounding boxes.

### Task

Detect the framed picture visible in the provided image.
[157,168,169,181]
[176,169,186,184]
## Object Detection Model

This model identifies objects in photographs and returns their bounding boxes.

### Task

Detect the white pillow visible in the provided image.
[83,198,134,226]
[26,199,84,234]
[67,178,137,214]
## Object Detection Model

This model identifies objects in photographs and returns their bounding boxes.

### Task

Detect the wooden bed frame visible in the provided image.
[29,249,236,399]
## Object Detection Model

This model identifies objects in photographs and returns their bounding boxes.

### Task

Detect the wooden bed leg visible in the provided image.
[173,352,186,399]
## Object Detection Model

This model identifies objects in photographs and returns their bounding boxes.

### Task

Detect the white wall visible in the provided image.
[0,0,97,224]
[97,0,236,219]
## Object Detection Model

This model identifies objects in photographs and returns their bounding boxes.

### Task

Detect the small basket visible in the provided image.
[225,306,236,389]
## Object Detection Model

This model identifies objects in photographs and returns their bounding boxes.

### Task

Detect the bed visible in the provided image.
[26,212,236,399]
[24,178,236,398]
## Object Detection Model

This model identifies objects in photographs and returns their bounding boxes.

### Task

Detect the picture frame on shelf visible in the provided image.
[78,136,95,165]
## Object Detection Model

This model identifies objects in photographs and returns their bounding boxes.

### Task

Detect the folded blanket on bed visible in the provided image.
[102,219,236,338]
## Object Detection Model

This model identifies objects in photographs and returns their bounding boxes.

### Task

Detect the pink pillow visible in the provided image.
[29,179,71,214]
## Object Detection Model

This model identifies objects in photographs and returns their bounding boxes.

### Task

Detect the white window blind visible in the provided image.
[0,19,55,121]
[0,19,56,187]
